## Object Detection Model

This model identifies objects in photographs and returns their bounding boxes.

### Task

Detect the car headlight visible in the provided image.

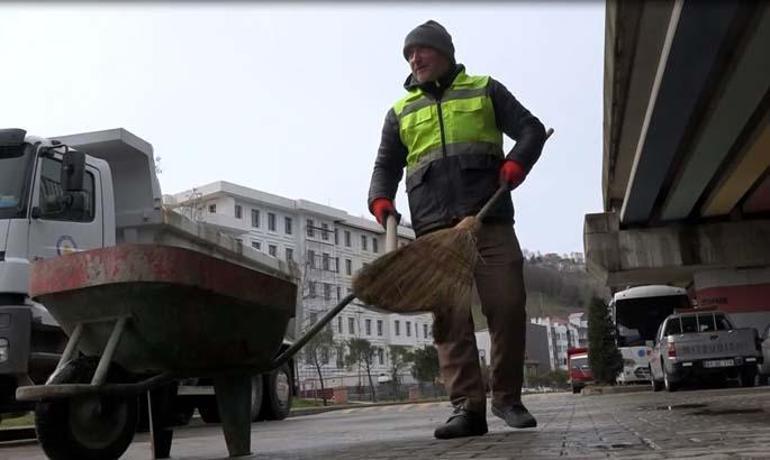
[0,338,8,363]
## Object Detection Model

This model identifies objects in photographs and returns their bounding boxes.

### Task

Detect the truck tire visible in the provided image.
[740,368,757,388]
[259,364,292,421]
[198,376,263,424]
[571,384,580,394]
[35,357,138,460]
[663,366,678,392]
[650,367,663,392]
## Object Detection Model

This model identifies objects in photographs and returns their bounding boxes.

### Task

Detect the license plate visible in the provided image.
[703,359,734,368]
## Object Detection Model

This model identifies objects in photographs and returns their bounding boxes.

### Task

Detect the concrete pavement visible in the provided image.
[3,386,770,459]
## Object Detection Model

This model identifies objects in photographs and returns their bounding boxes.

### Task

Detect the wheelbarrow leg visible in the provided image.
[147,390,174,459]
[214,374,253,457]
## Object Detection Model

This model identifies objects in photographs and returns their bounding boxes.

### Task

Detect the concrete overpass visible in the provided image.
[585,0,770,325]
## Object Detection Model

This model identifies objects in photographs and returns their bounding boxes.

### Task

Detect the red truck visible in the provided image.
[568,347,593,394]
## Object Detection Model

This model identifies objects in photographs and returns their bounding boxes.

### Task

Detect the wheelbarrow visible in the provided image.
[16,244,355,459]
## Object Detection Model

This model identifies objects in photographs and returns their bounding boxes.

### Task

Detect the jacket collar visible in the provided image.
[403,64,465,93]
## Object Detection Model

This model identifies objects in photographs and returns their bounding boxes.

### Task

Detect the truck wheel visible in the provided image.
[663,367,678,392]
[571,384,580,394]
[740,368,757,388]
[35,357,138,460]
[198,376,263,423]
[650,367,663,392]
[259,364,292,421]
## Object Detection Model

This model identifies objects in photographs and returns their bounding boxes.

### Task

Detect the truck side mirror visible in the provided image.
[61,150,85,192]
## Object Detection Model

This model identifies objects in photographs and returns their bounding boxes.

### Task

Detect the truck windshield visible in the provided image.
[615,295,690,346]
[0,144,32,218]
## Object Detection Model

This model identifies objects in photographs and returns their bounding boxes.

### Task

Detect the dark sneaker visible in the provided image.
[434,407,488,439]
[491,403,537,428]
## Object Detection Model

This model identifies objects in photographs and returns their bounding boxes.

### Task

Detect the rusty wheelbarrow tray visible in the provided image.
[15,244,354,459]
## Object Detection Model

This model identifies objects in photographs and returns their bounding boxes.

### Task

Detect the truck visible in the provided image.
[649,309,762,391]
[0,127,296,423]
[567,347,592,394]
[610,285,691,384]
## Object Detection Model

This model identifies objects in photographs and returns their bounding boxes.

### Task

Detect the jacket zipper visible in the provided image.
[435,96,457,220]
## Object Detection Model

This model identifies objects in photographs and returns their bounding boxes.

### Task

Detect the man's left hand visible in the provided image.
[499,160,526,190]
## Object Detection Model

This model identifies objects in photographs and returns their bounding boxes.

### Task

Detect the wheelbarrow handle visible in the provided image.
[271,293,356,369]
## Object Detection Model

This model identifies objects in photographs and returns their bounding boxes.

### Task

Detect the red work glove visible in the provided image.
[499,160,527,190]
[371,197,396,226]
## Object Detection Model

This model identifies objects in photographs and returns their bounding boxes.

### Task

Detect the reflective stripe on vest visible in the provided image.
[393,72,503,178]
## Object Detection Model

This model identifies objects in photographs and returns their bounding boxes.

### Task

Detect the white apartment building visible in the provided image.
[168,181,434,389]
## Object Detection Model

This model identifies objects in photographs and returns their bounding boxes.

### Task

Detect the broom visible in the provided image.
[353,128,554,318]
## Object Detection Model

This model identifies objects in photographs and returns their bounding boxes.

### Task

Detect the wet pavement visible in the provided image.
[3,385,770,459]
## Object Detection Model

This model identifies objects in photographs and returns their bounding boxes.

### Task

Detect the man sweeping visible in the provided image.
[367,20,546,439]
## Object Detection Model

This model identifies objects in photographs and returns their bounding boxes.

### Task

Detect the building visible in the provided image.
[531,317,570,371]
[168,181,435,389]
[567,312,588,349]
[475,322,551,385]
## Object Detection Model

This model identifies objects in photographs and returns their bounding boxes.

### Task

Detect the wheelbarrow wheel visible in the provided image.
[35,357,138,460]
[260,363,292,421]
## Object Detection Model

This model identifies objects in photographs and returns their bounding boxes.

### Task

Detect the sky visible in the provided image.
[0,2,605,255]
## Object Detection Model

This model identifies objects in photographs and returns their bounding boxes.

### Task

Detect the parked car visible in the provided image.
[649,310,762,391]
[758,324,770,385]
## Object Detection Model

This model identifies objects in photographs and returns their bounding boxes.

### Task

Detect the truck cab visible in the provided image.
[1,128,114,412]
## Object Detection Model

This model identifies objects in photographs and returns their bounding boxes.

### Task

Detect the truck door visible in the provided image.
[27,156,103,261]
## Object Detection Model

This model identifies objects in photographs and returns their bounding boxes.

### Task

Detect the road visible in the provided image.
[3,386,770,459]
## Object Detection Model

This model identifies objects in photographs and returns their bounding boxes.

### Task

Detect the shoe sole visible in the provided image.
[491,406,537,429]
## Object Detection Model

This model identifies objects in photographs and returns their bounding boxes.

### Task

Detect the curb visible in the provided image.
[289,398,450,417]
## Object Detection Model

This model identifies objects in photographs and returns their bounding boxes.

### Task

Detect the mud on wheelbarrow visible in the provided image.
[16,244,354,459]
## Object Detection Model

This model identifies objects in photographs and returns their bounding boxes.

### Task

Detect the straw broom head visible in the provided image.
[352,216,481,316]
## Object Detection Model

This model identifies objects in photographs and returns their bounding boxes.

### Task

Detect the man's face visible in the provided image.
[407,45,451,83]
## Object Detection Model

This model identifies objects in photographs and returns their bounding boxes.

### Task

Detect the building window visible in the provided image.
[372,238,379,253]
[321,348,329,365]
[235,204,242,219]
[377,320,383,336]
[251,241,261,251]
[322,253,330,271]
[336,346,345,368]
[394,320,400,336]
[306,219,314,237]
[361,235,368,251]
[348,317,355,335]
[285,217,293,235]
[268,245,277,257]
[285,247,294,262]
[336,286,341,301]
[423,323,428,339]
[365,319,372,336]
[345,259,352,275]
[321,223,329,241]
[307,250,316,269]
[337,316,343,334]
[378,348,384,365]
[268,212,276,231]
[323,283,331,300]
[208,203,216,213]
[251,209,260,228]
[344,230,351,247]
[308,281,316,298]
[334,229,339,245]
[406,321,412,337]
[334,257,340,273]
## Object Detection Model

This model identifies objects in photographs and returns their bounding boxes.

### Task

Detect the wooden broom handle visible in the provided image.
[385,214,398,253]
[476,127,554,221]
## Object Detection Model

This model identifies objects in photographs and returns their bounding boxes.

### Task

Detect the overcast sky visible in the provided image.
[1,2,604,255]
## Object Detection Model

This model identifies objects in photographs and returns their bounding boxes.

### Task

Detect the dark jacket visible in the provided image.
[368,65,546,236]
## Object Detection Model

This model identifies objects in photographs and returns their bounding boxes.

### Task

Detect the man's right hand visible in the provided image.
[371,197,397,226]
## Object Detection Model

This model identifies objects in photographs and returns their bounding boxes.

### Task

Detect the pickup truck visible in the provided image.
[649,310,761,391]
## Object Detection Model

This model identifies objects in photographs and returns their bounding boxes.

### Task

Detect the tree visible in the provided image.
[388,345,414,398]
[303,325,335,405]
[411,345,440,387]
[587,296,623,384]
[346,338,377,402]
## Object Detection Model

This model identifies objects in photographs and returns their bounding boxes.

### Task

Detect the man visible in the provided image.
[367,20,546,439]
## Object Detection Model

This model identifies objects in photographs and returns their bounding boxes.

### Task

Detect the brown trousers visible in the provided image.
[434,223,526,414]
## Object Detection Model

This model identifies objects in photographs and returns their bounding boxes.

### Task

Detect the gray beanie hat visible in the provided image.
[403,20,455,63]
